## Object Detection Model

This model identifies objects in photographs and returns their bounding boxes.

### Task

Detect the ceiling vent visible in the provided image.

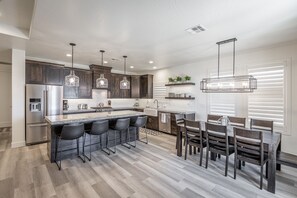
[185,25,206,34]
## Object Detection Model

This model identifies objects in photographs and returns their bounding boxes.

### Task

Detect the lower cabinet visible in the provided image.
[63,68,92,99]
[146,116,159,131]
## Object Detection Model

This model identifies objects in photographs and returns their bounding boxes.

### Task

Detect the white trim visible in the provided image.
[11,141,26,148]
[0,122,12,128]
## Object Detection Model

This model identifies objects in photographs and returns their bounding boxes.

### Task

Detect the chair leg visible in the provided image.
[83,133,92,161]
[189,146,192,155]
[242,161,245,166]
[121,129,131,149]
[194,147,197,155]
[260,165,263,190]
[234,157,237,179]
[225,155,229,177]
[77,137,85,163]
[265,162,268,179]
[101,133,111,155]
[107,130,117,154]
[218,154,221,159]
[239,160,242,170]
[199,146,203,166]
[127,127,136,148]
[184,136,188,160]
[205,146,209,169]
[139,126,148,144]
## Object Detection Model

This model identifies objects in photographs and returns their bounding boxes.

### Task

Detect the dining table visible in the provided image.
[176,121,282,194]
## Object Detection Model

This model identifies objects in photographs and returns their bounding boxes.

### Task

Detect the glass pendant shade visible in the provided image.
[200,38,257,93]
[96,74,108,88]
[95,50,109,89]
[200,75,257,93]
[65,43,79,87]
[120,55,130,89]
[120,76,130,89]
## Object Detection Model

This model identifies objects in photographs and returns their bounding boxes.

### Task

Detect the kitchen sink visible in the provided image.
[144,108,158,117]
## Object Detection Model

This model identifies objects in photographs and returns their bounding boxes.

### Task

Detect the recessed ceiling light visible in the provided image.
[66,53,72,57]
[185,25,206,34]
[130,66,134,69]
[149,60,154,64]
[103,61,108,64]
[153,66,157,69]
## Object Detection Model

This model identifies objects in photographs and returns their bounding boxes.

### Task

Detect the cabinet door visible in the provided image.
[26,61,44,84]
[45,65,63,85]
[77,70,93,99]
[146,116,159,131]
[110,73,120,98]
[63,69,78,99]
[140,75,153,98]
[131,75,140,98]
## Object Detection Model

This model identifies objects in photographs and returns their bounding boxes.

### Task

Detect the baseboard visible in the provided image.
[0,122,12,128]
[11,141,26,148]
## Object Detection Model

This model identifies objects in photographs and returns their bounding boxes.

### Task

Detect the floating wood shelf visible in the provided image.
[165,97,195,100]
[165,82,195,86]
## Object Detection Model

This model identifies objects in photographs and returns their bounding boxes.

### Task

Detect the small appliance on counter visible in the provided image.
[108,100,111,106]
[63,100,69,111]
[77,104,88,110]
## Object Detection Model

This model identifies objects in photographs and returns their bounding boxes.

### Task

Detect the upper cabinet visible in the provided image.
[131,75,140,98]
[26,60,64,85]
[89,65,112,89]
[63,68,92,99]
[109,73,131,98]
[140,74,153,98]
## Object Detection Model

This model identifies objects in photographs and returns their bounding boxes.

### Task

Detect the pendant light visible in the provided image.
[65,43,79,87]
[200,38,257,93]
[96,50,108,89]
[120,55,130,89]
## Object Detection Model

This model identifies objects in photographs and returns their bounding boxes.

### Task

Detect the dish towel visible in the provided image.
[161,113,167,123]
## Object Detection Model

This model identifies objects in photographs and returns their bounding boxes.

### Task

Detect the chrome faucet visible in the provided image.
[153,99,159,109]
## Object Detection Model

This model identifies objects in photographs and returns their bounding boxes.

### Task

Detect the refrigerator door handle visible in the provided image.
[43,90,47,118]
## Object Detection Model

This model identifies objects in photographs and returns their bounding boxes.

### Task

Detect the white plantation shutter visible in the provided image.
[248,65,285,132]
[209,71,236,116]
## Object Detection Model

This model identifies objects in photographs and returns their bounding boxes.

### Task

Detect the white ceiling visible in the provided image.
[1,0,297,71]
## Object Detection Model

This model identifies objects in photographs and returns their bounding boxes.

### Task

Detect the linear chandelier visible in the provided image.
[200,38,257,93]
[96,50,108,89]
[65,43,79,87]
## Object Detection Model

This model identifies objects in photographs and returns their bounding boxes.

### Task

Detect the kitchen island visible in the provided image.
[45,110,145,162]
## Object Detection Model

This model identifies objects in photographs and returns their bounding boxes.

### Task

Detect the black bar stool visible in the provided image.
[130,116,148,145]
[110,118,131,152]
[55,123,85,170]
[83,120,112,161]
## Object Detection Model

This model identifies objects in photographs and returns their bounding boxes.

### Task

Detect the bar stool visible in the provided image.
[110,118,131,152]
[55,123,85,170]
[130,116,148,145]
[83,120,112,161]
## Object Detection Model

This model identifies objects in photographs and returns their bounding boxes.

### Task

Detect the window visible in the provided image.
[248,65,286,133]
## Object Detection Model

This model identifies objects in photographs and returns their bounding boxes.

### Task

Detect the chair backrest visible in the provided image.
[115,118,131,131]
[205,122,228,152]
[233,127,264,164]
[90,120,109,135]
[185,119,202,138]
[207,114,223,124]
[250,118,273,133]
[134,116,148,128]
[61,123,84,140]
[228,116,246,127]
[175,114,185,125]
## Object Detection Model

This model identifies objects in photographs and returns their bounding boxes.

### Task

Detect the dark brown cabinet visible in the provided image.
[109,73,131,98]
[131,75,140,98]
[89,65,112,89]
[26,60,63,85]
[63,68,92,99]
[140,74,153,98]
[146,115,159,131]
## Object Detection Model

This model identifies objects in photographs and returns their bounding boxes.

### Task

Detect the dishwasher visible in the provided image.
[159,112,171,133]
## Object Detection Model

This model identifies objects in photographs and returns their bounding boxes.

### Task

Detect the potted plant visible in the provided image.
[168,77,175,84]
[176,76,182,83]
[184,75,191,82]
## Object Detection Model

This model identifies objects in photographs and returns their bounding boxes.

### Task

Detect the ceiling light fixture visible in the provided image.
[65,43,79,87]
[153,66,157,69]
[185,25,206,34]
[120,56,130,89]
[66,53,72,57]
[103,61,108,64]
[149,60,154,64]
[96,50,108,89]
[200,38,257,93]
[130,66,134,69]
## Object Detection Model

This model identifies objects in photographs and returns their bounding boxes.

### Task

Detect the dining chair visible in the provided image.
[207,114,223,124]
[227,116,246,127]
[233,127,268,189]
[184,120,206,166]
[175,114,185,149]
[250,118,273,133]
[205,122,234,176]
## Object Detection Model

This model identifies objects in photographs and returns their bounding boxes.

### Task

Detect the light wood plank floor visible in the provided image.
[0,128,296,198]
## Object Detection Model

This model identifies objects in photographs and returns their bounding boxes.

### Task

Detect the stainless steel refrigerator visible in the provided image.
[26,84,63,145]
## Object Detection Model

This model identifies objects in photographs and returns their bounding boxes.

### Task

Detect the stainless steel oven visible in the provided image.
[159,112,171,133]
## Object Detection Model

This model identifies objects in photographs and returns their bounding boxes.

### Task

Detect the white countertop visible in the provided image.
[46,110,145,125]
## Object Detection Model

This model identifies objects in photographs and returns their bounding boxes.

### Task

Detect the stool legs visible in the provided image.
[127,127,137,148]
[107,130,117,154]
[138,126,148,144]
[121,129,131,149]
